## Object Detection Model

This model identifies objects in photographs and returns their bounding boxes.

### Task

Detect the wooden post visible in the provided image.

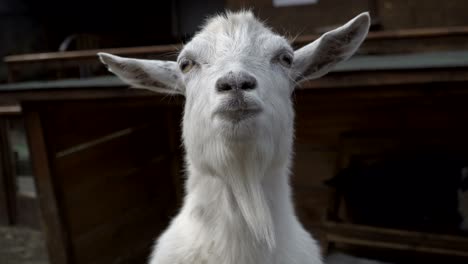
[0,119,15,225]
[24,110,73,264]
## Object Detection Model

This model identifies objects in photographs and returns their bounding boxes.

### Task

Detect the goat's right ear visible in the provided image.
[98,53,185,95]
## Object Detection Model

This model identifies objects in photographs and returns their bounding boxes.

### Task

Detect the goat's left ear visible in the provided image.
[98,53,185,95]
[292,12,370,82]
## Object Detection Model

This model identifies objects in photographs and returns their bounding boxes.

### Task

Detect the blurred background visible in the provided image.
[1,1,468,264]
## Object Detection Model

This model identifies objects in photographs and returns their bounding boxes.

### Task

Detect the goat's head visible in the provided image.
[99,11,370,247]
[99,10,369,152]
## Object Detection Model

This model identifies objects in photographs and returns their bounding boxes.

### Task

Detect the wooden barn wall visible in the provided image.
[25,98,183,264]
[228,0,468,35]
[291,84,468,239]
[378,0,468,29]
[226,0,373,35]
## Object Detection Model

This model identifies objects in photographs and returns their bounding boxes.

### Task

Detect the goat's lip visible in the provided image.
[214,106,262,121]
[214,105,262,122]
[214,95,262,121]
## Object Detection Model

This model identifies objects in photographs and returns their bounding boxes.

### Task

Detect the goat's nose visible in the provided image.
[216,71,257,92]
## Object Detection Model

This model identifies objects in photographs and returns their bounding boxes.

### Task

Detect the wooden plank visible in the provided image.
[4,44,181,65]
[0,88,183,105]
[328,234,468,257]
[293,91,468,155]
[334,51,468,72]
[65,158,172,235]
[24,110,73,264]
[302,68,468,89]
[376,0,468,30]
[50,119,171,235]
[39,100,171,153]
[55,132,167,196]
[69,158,177,264]
[0,105,21,116]
[295,26,468,44]
[0,119,15,225]
[325,222,468,257]
[60,155,171,237]
[73,206,166,264]
[0,158,11,225]
[0,76,126,91]
[300,86,468,114]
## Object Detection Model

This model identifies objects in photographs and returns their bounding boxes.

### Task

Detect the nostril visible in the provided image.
[240,79,257,90]
[239,72,257,91]
[216,82,233,92]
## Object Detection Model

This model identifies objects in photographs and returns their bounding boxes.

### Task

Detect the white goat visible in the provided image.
[98,10,370,264]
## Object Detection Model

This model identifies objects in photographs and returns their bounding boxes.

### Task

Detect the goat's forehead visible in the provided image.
[202,11,270,36]
[179,11,291,60]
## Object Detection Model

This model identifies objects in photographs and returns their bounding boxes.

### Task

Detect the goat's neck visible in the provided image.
[184,142,293,249]
[185,161,292,214]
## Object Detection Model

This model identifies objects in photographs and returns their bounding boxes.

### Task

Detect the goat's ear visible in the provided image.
[98,53,185,95]
[292,12,370,82]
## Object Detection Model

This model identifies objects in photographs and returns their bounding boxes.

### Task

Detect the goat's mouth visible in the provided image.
[216,108,262,122]
[213,97,262,122]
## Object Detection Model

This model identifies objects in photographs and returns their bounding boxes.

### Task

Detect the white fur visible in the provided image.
[99,10,370,264]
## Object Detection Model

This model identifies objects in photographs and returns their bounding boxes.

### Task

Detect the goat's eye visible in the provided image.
[179,58,195,73]
[279,53,293,68]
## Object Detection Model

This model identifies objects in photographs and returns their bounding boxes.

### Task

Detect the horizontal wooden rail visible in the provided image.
[4,44,182,65]
[325,221,468,258]
[6,26,468,65]
[296,26,468,44]
[0,104,21,115]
